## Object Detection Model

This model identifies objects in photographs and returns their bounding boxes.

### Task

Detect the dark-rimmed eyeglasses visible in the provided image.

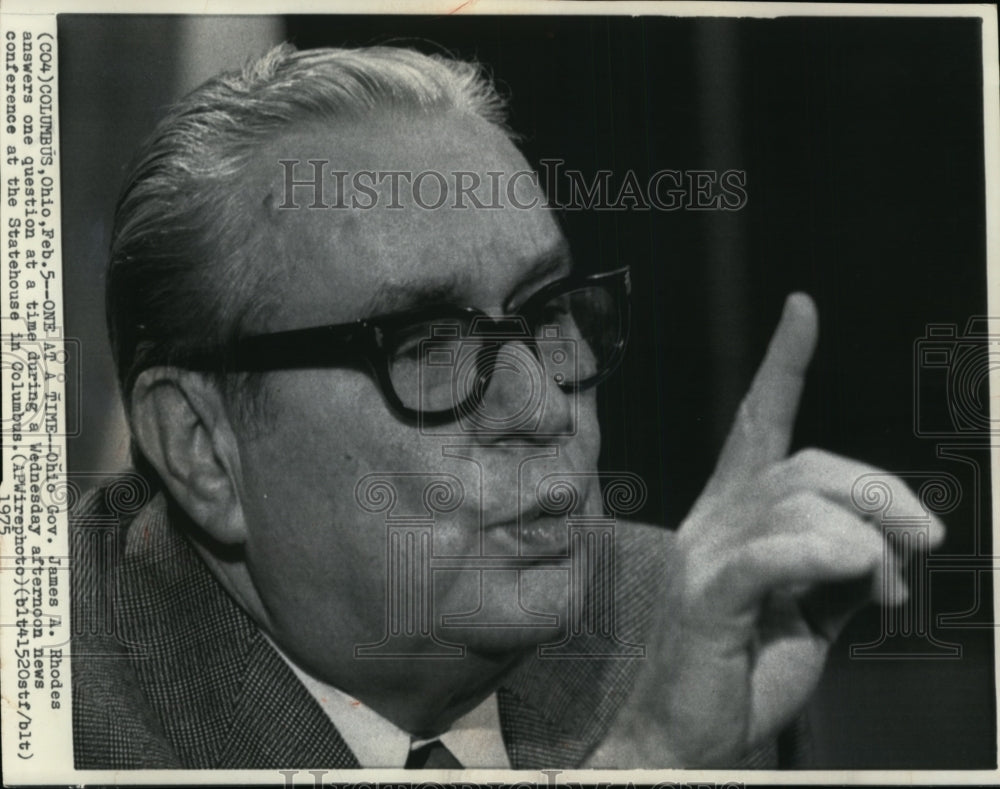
[180,266,630,426]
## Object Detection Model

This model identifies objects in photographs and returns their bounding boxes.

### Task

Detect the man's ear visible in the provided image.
[130,367,247,545]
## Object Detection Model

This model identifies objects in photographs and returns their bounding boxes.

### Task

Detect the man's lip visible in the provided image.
[485,509,570,555]
[484,506,545,531]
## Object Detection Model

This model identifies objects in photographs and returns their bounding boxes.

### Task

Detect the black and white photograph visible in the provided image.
[0,3,997,784]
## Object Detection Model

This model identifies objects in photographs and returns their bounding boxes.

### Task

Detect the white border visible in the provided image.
[0,0,995,16]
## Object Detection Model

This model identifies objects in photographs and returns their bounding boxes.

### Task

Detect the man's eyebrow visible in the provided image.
[504,242,573,311]
[363,241,573,317]
[365,274,473,316]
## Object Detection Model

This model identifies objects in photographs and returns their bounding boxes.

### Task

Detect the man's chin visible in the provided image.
[438,622,566,656]
[431,566,573,655]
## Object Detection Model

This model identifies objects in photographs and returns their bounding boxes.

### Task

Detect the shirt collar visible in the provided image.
[272,642,510,768]
[416,690,510,769]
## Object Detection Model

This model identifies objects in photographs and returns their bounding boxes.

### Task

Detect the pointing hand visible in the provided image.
[589,294,944,767]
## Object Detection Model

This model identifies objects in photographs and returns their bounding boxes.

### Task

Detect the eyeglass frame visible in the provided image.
[178,265,631,426]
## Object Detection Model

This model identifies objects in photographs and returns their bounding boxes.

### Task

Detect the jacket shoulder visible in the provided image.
[70,478,181,769]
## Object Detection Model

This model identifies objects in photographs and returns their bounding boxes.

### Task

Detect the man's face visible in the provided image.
[230,110,602,716]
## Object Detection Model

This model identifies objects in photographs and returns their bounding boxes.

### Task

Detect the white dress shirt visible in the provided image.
[276,647,511,768]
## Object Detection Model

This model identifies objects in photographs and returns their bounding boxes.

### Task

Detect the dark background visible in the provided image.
[60,13,995,769]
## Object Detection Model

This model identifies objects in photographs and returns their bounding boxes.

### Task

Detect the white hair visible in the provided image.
[108,42,511,412]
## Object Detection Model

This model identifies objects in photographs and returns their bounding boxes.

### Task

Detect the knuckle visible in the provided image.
[794,446,829,467]
[761,452,799,484]
[771,447,824,479]
[788,446,848,480]
[771,489,822,522]
[762,450,823,493]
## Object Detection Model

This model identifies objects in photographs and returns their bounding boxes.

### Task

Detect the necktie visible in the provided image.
[405,739,463,769]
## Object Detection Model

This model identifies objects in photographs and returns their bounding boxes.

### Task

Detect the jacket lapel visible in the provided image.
[118,493,358,768]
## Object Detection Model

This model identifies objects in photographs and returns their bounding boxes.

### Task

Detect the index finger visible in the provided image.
[713,292,819,482]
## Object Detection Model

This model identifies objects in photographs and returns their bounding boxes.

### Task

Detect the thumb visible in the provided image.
[712,293,819,483]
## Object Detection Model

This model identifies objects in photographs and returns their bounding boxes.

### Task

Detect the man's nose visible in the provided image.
[472,339,575,439]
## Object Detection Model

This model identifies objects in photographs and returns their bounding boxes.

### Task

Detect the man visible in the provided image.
[72,42,941,770]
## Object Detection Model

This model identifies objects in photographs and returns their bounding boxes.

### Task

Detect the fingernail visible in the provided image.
[785,292,814,318]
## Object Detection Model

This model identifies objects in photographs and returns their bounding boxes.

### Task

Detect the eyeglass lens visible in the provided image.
[383,284,621,414]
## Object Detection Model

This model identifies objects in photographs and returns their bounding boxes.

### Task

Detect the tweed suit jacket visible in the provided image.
[71,481,797,770]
